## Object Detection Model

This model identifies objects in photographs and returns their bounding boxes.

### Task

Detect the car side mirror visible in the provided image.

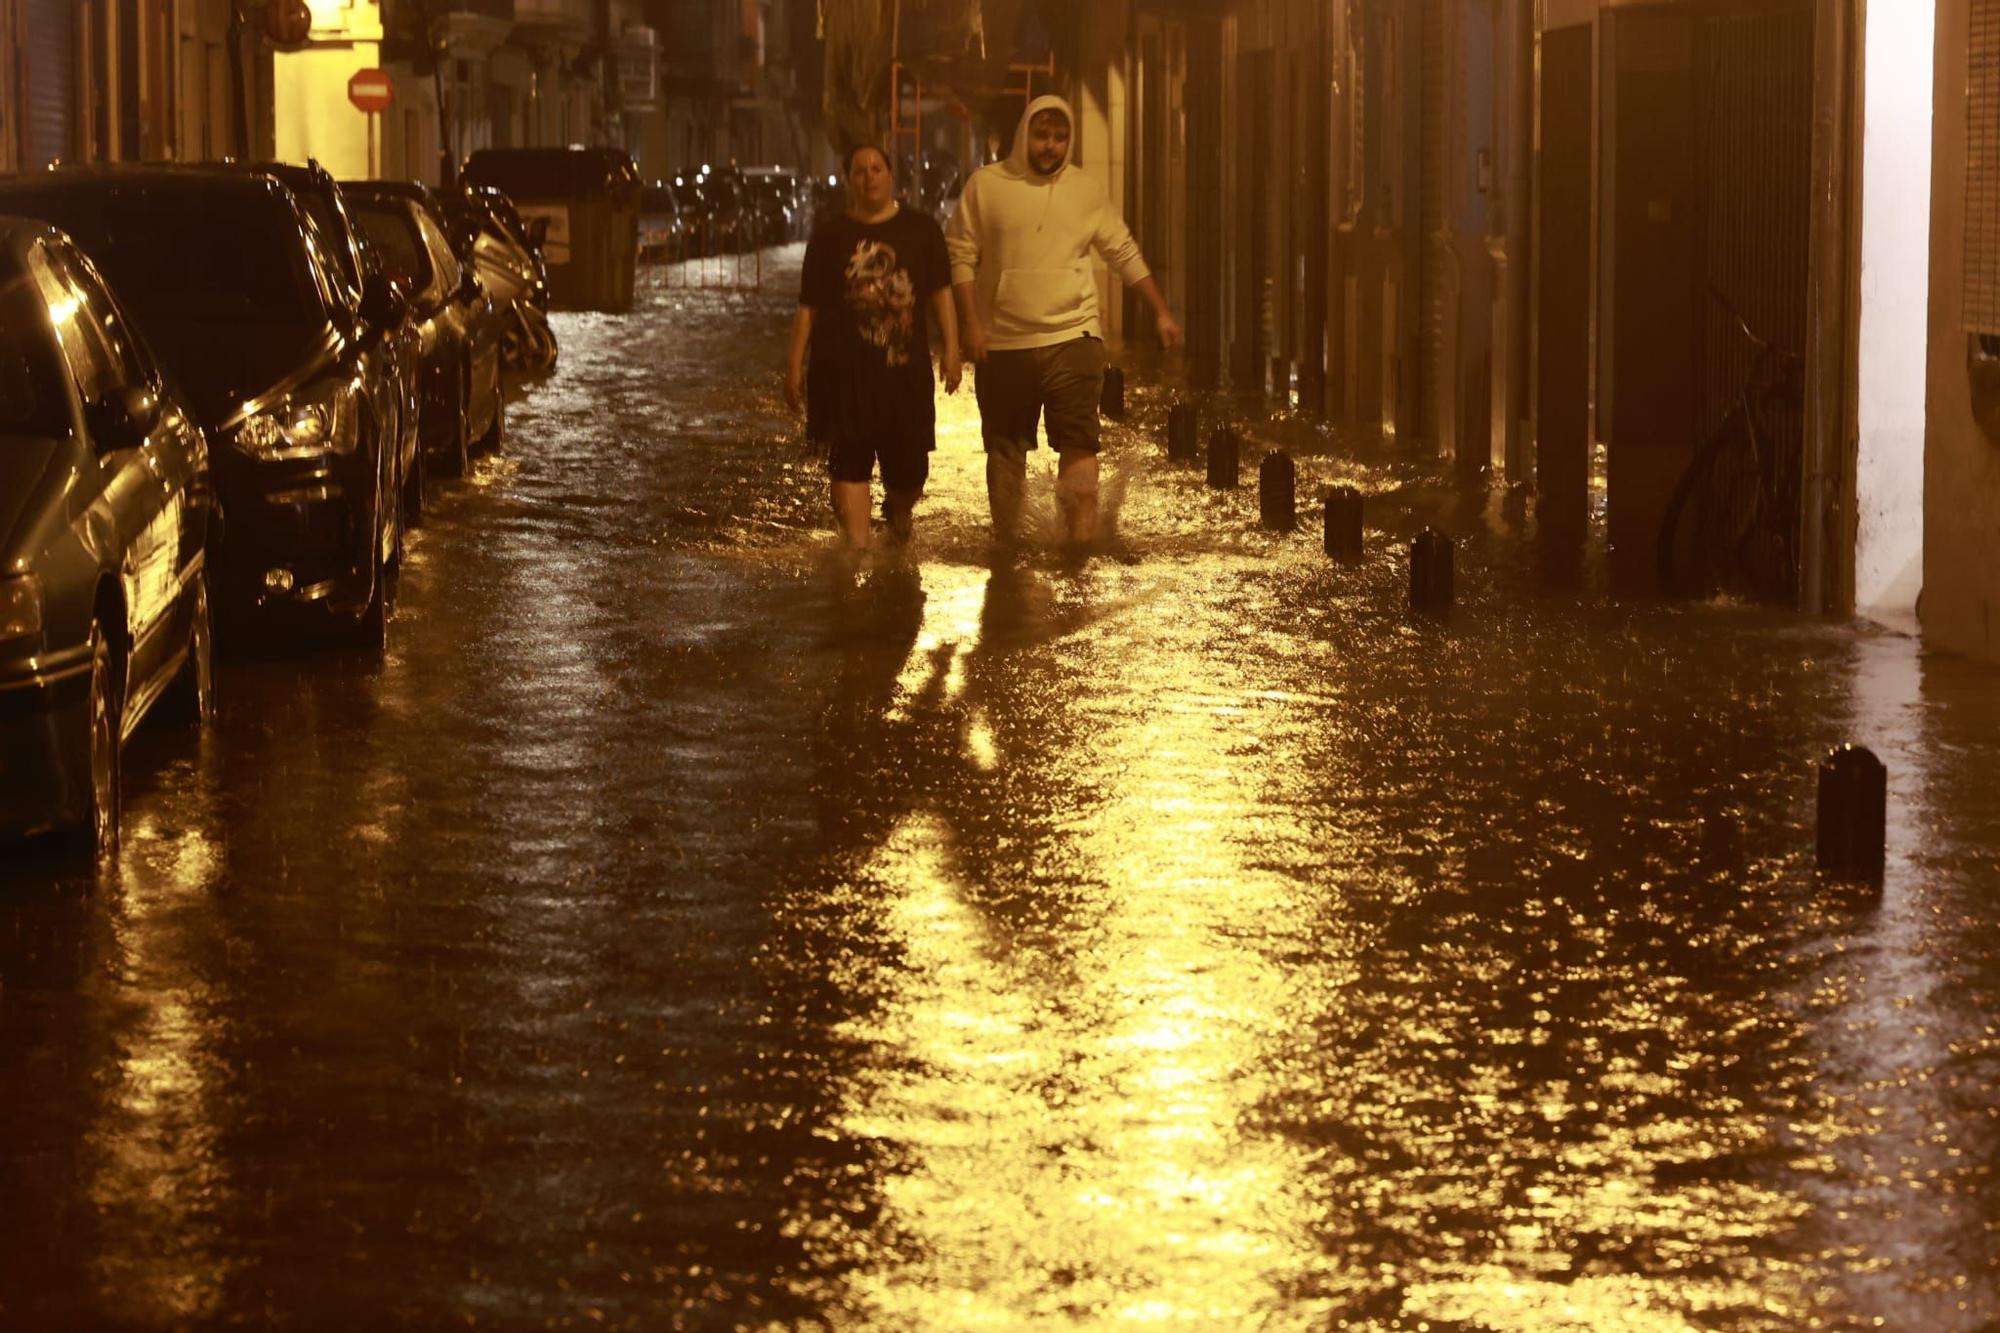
[359,272,407,335]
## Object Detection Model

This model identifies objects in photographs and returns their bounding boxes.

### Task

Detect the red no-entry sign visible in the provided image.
[347,69,395,115]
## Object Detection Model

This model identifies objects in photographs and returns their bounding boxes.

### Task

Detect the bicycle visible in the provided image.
[1655,288,1806,601]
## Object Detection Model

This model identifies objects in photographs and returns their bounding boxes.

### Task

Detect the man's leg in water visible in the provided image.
[985,449,1027,540]
[1043,338,1108,546]
[1055,450,1099,544]
[831,480,872,549]
[975,351,1039,543]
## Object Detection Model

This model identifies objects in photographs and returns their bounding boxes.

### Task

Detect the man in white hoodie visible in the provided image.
[946,95,1182,546]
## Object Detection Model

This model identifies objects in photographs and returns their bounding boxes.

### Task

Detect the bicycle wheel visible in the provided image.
[1657,407,1765,598]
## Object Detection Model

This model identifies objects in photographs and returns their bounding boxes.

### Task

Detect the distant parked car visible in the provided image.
[342,180,507,479]
[638,182,688,263]
[811,175,845,226]
[0,166,411,641]
[0,218,216,854]
[462,146,640,311]
[742,167,811,243]
[741,173,797,245]
[427,181,555,375]
[669,175,722,256]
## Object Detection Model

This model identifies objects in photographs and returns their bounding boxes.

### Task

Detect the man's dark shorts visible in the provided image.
[826,433,931,493]
[974,335,1107,459]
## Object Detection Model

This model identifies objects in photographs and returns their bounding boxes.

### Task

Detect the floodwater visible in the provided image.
[3,247,1999,1331]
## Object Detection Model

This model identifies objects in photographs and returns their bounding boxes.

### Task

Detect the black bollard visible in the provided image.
[1100,366,1126,420]
[1207,427,1240,488]
[1323,486,1364,559]
[1167,403,1199,460]
[1409,528,1454,612]
[1816,745,1887,884]
[1259,452,1297,530]
[1699,811,1742,870]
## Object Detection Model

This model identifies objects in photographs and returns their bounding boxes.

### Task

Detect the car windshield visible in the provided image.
[0,181,328,422]
[0,254,70,440]
[348,202,433,297]
[274,176,363,295]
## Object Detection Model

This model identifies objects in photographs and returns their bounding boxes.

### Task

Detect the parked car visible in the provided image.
[0,166,410,641]
[638,181,688,263]
[438,182,557,374]
[811,174,845,226]
[742,167,809,243]
[342,180,507,479]
[0,218,216,853]
[669,175,723,256]
[259,159,425,526]
[741,173,797,245]
[462,146,640,311]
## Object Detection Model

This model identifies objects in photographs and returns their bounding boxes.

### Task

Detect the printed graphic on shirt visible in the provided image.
[843,240,917,366]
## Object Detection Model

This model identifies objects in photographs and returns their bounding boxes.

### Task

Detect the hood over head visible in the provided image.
[1005,94,1076,181]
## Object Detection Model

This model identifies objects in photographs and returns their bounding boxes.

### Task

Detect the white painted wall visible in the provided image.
[1855,2,1935,632]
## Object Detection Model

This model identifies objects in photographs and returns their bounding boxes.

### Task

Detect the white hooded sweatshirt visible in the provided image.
[944,94,1152,351]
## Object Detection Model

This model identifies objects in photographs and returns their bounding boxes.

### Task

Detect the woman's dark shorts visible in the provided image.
[974,335,1107,459]
[824,432,932,492]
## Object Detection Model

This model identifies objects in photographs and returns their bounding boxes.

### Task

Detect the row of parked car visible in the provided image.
[0,158,560,858]
[638,165,815,262]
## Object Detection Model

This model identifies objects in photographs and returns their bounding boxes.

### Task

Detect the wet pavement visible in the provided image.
[5,246,2000,1330]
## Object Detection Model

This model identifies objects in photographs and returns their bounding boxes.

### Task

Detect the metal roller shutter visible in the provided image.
[24,0,74,167]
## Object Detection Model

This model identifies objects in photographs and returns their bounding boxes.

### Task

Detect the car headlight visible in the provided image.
[0,573,42,642]
[232,376,357,460]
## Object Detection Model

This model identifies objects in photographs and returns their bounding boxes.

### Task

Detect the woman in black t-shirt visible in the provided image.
[785,144,962,550]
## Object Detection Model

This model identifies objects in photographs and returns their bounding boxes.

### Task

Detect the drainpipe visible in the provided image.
[228,0,250,155]
[1800,0,1854,614]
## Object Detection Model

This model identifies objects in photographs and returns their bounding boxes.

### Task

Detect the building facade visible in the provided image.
[2,0,260,172]
[1079,1,1936,644]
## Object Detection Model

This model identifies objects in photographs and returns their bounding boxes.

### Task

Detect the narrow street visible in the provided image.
[3,247,1999,1330]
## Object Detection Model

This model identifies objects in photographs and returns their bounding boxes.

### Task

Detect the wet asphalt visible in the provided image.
[3,245,1999,1330]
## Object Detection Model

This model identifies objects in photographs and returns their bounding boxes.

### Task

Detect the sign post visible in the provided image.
[346,69,395,178]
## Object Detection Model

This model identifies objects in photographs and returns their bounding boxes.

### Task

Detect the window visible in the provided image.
[34,240,147,408]
[416,209,462,297]
[0,253,74,439]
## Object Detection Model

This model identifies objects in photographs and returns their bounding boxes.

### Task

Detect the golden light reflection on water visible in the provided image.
[83,811,236,1325]
[799,553,1862,1329]
[822,571,1326,1326]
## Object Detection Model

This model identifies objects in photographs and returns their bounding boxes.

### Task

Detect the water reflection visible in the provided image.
[3,249,2000,1329]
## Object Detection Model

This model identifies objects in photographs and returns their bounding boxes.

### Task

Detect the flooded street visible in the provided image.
[4,246,2000,1330]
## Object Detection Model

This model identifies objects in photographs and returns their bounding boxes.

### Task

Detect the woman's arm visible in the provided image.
[931,286,961,394]
[785,304,813,411]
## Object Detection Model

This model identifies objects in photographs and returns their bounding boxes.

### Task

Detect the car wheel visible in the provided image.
[164,570,215,726]
[436,377,471,480]
[529,318,558,373]
[80,620,122,857]
[475,365,505,455]
[354,536,393,650]
[403,433,426,527]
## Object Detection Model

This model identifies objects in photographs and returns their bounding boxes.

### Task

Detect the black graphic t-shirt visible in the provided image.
[800,205,950,449]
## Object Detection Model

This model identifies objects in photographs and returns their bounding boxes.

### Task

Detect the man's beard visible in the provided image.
[1031,152,1062,175]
